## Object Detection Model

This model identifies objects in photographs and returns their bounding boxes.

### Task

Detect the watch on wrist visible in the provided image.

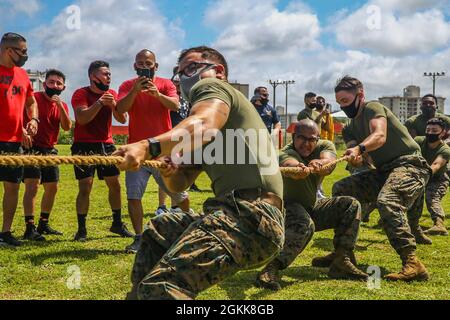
[31,117,40,124]
[358,144,367,155]
[147,138,162,159]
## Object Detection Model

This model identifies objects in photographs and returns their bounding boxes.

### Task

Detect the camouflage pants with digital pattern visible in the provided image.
[128,192,285,300]
[425,174,449,222]
[274,197,361,270]
[332,164,430,255]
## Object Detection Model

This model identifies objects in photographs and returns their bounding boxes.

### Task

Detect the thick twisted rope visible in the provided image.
[281,156,350,175]
[0,155,167,169]
[0,155,349,176]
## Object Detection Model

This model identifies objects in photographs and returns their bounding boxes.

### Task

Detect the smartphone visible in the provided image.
[137,68,154,79]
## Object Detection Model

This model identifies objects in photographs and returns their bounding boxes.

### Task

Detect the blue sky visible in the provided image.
[1,0,449,114]
[1,0,366,46]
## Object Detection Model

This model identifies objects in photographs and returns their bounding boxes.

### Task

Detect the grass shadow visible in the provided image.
[26,248,126,266]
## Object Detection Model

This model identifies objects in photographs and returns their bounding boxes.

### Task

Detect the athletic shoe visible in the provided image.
[110,222,134,238]
[0,232,22,247]
[155,206,169,216]
[74,229,88,242]
[125,235,142,254]
[23,225,46,242]
[37,223,63,236]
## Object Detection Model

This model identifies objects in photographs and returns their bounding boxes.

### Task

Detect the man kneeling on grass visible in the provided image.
[256,120,368,291]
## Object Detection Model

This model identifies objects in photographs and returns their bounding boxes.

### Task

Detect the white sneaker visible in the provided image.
[317,189,327,200]
[155,206,169,216]
[170,207,195,215]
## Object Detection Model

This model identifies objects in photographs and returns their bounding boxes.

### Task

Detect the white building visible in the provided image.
[27,70,45,92]
[379,85,446,123]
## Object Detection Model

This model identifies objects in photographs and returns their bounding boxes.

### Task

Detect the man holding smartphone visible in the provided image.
[117,49,190,254]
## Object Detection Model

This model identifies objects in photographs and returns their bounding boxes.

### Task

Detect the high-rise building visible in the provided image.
[379,85,446,123]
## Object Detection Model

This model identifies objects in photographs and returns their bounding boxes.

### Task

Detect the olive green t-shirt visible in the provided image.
[279,141,337,211]
[342,101,420,168]
[297,108,321,124]
[189,78,283,198]
[405,113,450,137]
[414,136,450,177]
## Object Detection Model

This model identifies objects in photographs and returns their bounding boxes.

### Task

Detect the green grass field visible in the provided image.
[0,145,449,300]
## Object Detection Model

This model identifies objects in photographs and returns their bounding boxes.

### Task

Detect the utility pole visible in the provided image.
[423,72,446,96]
[268,80,283,111]
[282,80,296,133]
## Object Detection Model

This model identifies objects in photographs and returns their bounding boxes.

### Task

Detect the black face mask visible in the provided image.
[308,103,318,110]
[45,86,63,97]
[426,133,441,143]
[421,107,436,119]
[93,78,110,92]
[341,95,360,119]
[11,51,28,68]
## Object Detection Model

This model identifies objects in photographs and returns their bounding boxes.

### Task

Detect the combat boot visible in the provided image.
[424,218,448,236]
[255,261,282,291]
[411,225,433,245]
[328,248,368,281]
[312,251,357,268]
[384,250,429,282]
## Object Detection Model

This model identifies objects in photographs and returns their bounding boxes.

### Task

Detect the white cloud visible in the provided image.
[199,0,450,115]
[206,0,321,57]
[333,1,450,56]
[26,0,184,108]
[0,0,41,17]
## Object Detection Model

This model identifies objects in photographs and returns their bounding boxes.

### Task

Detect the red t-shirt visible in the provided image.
[0,65,34,142]
[71,87,117,144]
[118,77,178,143]
[23,92,69,149]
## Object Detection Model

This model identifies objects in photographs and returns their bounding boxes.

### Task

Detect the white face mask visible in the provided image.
[179,64,216,102]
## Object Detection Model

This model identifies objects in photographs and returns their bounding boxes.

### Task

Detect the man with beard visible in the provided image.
[256,119,367,291]
[0,32,38,247]
[22,69,72,241]
[71,60,132,242]
[332,76,432,282]
[415,119,450,237]
[115,46,284,300]
[116,50,190,253]
[297,92,327,126]
[405,94,450,139]
[252,87,281,136]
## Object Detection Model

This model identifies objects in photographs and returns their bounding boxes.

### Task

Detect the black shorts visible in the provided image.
[23,147,60,184]
[0,142,24,184]
[71,143,120,180]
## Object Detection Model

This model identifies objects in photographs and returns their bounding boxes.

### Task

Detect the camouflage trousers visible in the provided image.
[273,197,361,270]
[129,191,285,300]
[425,174,449,222]
[332,156,431,255]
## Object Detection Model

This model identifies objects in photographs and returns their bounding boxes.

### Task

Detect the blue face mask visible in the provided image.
[179,64,216,102]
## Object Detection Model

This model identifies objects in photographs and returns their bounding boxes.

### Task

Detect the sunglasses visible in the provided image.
[172,62,215,81]
[296,134,320,144]
[10,47,28,55]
